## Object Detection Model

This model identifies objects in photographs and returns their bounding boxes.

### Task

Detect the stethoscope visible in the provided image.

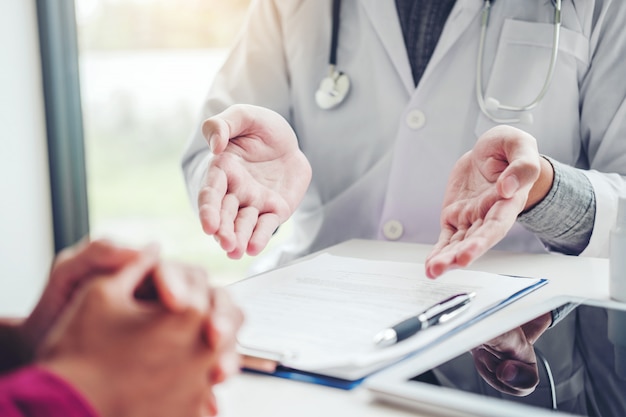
[476,0,562,124]
[315,0,351,110]
[316,0,563,125]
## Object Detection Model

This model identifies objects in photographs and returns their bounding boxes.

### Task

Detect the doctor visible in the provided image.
[182,0,626,276]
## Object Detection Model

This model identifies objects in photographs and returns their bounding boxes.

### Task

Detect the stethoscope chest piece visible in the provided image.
[315,69,350,110]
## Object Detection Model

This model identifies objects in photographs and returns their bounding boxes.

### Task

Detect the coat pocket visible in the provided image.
[475,18,590,149]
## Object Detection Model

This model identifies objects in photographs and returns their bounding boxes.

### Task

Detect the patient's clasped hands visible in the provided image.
[20,239,243,417]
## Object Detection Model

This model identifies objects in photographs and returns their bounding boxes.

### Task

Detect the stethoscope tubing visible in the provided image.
[476,0,562,123]
[329,0,341,69]
[320,0,562,123]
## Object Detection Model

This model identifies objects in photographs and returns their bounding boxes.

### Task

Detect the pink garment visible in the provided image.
[0,366,98,417]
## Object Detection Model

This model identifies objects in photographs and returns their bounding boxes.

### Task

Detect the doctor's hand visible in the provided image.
[425,125,553,278]
[199,104,312,259]
[38,245,243,417]
[470,312,552,396]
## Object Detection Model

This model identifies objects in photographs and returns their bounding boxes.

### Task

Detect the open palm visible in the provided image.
[425,126,541,278]
[199,105,312,258]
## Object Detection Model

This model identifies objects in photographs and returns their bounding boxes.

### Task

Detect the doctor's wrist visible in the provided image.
[523,156,554,212]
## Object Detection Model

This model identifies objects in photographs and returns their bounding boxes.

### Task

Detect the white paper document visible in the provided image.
[230,254,546,381]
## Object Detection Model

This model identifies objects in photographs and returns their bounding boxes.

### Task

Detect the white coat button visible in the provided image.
[406,109,426,130]
[383,220,404,240]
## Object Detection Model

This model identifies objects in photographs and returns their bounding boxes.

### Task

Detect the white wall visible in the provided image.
[0,1,54,317]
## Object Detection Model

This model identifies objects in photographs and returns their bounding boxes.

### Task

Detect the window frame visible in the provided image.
[36,0,89,252]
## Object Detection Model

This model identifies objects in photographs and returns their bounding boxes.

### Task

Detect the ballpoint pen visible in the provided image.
[373,292,477,347]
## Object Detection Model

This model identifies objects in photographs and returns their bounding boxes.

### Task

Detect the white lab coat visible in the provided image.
[183,0,626,270]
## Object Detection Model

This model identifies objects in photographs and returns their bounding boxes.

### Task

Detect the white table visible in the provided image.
[215,239,611,417]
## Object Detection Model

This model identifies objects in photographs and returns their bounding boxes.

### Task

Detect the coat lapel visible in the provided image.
[419,0,483,86]
[359,0,414,94]
[359,0,484,92]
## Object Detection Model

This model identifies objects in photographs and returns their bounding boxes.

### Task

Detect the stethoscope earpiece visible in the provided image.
[315,69,351,110]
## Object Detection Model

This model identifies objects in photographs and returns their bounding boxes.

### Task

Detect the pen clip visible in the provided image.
[422,292,476,325]
[437,302,471,324]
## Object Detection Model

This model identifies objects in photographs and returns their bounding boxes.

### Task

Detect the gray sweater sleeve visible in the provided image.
[517,157,596,255]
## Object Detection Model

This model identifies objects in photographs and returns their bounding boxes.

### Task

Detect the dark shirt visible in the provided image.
[395,0,457,86]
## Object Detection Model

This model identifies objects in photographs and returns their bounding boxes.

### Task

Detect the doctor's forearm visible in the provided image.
[517,158,595,255]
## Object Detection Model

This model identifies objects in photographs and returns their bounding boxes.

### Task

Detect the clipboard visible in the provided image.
[245,366,365,390]
[230,254,547,389]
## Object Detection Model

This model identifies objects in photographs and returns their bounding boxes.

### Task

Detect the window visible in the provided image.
[75,0,259,285]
